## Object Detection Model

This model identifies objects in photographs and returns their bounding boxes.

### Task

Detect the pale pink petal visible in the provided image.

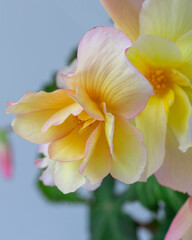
[100,0,144,41]
[156,128,192,195]
[56,59,77,89]
[39,159,55,186]
[165,197,192,240]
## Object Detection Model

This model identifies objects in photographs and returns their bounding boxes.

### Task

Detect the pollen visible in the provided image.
[145,69,170,95]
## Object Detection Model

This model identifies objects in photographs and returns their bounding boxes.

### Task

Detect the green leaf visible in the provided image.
[67,48,77,65]
[153,206,175,240]
[42,72,58,92]
[121,176,188,212]
[37,179,85,203]
[90,176,137,240]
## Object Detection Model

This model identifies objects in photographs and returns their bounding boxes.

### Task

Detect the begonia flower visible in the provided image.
[0,129,12,178]
[101,0,192,194]
[6,27,153,193]
[165,197,192,240]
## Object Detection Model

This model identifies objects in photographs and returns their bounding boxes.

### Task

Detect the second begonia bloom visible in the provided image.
[165,197,192,240]
[101,0,192,194]
[6,27,153,193]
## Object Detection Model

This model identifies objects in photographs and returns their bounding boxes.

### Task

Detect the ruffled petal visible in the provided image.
[155,128,192,195]
[48,123,97,162]
[63,27,153,119]
[6,89,75,114]
[100,0,144,41]
[140,0,192,42]
[136,95,167,180]
[165,197,192,240]
[111,116,146,184]
[53,160,86,194]
[12,111,76,144]
[168,85,192,152]
[41,103,83,132]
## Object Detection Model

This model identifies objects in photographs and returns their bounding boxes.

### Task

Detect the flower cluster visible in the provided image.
[6,0,192,212]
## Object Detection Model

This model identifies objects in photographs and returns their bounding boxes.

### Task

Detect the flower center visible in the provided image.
[145,69,170,95]
[75,116,84,127]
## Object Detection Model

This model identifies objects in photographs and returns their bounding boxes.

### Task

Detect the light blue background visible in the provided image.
[0,1,151,239]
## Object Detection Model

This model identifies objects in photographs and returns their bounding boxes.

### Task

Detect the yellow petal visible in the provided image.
[103,103,115,160]
[176,30,192,82]
[48,123,97,162]
[140,0,192,42]
[136,96,167,180]
[82,126,112,185]
[12,110,75,144]
[155,128,192,195]
[111,116,146,184]
[53,160,86,194]
[127,35,182,70]
[168,85,192,152]
[6,89,75,114]
[100,0,144,41]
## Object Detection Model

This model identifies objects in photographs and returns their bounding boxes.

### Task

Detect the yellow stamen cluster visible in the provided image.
[145,69,169,95]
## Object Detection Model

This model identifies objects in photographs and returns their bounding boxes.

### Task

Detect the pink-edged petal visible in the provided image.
[6,89,75,114]
[12,110,76,144]
[156,128,192,195]
[100,0,144,41]
[140,0,192,42]
[63,27,153,119]
[48,123,97,162]
[136,95,168,180]
[53,160,86,194]
[165,197,192,240]
[111,116,146,184]
[41,103,83,132]
[56,59,77,89]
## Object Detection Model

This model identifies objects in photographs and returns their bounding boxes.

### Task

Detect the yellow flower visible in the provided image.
[7,27,153,193]
[101,0,192,194]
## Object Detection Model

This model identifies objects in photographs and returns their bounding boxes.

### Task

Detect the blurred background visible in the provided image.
[0,1,111,239]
